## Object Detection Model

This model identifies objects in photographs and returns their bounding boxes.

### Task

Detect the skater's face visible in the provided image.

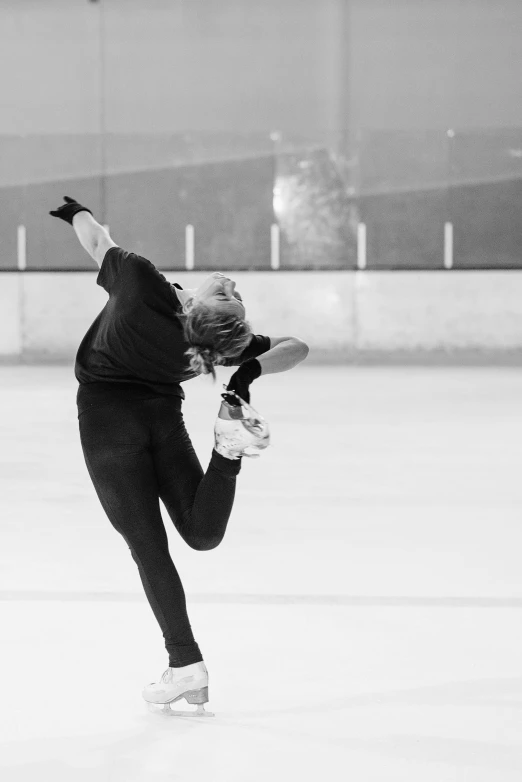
[192,273,245,316]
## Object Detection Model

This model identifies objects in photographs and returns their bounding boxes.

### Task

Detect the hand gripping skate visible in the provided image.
[215,388,270,460]
[143,663,214,718]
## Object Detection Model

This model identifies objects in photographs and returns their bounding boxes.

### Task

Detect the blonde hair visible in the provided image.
[180,298,252,379]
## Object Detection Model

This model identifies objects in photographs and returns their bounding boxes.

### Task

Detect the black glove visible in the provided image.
[49,196,93,225]
[223,358,262,405]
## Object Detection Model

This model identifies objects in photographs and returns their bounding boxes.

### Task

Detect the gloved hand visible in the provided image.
[223,358,262,405]
[49,196,93,225]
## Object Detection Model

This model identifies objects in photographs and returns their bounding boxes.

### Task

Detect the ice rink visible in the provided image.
[1,363,522,782]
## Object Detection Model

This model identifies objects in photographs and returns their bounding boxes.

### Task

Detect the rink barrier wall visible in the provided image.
[0,271,521,362]
[0,275,22,357]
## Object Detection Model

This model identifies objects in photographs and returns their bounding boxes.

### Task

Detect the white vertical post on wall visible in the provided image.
[357,222,367,270]
[17,225,26,271]
[270,223,280,270]
[185,224,195,271]
[444,222,453,269]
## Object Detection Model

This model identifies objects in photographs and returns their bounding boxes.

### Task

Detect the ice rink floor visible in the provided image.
[1,364,522,782]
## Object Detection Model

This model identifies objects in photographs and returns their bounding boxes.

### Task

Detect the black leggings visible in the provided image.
[77,383,241,667]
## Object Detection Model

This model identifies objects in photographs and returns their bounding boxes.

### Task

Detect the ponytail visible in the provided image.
[185,345,222,379]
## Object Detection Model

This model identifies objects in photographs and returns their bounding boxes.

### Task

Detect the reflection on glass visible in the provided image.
[274,144,357,268]
[1,129,521,270]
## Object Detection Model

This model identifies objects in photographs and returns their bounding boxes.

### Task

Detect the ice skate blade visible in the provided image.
[148,702,215,718]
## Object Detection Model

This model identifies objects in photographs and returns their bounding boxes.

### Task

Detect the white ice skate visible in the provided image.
[142,661,214,717]
[214,389,270,460]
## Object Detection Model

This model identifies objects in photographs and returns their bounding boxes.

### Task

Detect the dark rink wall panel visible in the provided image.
[0,155,274,270]
[106,156,274,269]
[1,1,522,269]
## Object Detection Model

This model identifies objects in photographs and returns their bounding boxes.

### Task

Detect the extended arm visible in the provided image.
[72,211,116,268]
[49,196,116,268]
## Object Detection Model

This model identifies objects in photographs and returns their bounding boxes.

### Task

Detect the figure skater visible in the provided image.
[50,196,309,716]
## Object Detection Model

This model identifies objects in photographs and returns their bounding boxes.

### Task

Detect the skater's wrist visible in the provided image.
[225,358,261,404]
[236,358,262,382]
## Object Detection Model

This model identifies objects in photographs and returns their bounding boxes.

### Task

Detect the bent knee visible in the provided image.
[187,535,223,552]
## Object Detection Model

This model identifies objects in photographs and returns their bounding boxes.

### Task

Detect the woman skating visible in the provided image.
[50,196,309,716]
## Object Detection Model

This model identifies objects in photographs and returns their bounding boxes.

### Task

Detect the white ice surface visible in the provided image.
[1,365,522,781]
